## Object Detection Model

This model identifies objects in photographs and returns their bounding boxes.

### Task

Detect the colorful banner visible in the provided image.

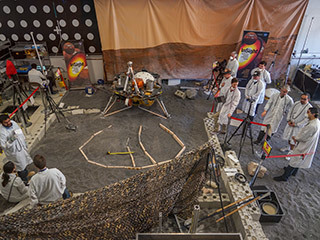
[62,40,90,88]
[237,31,269,79]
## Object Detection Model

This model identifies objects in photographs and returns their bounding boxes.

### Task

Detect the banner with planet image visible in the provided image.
[62,40,91,88]
[237,31,269,79]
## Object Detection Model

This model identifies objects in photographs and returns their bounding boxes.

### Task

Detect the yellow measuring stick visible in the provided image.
[107,151,134,155]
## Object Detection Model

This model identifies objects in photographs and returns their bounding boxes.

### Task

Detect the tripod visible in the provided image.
[11,77,32,130]
[40,84,76,134]
[206,69,220,100]
[224,101,254,159]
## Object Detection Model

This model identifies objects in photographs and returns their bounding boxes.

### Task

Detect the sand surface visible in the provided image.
[1,81,319,239]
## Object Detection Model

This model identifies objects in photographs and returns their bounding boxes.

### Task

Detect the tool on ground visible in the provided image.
[107,151,134,155]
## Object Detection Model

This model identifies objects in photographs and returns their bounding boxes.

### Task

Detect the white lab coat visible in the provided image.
[262,93,293,133]
[215,76,233,112]
[282,101,312,141]
[219,76,233,96]
[0,121,32,171]
[28,68,49,87]
[218,87,241,125]
[242,79,264,116]
[0,173,28,203]
[289,118,320,168]
[29,168,66,207]
[251,68,271,104]
[251,68,271,84]
[226,58,239,77]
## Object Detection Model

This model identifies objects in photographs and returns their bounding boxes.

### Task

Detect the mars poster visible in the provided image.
[237,31,269,79]
[62,40,90,88]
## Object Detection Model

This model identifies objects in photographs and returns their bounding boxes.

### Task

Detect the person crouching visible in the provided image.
[28,155,70,207]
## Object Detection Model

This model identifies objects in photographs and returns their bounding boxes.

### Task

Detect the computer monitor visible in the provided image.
[36,65,46,71]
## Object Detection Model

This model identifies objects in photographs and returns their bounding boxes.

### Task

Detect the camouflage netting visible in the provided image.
[0,142,213,239]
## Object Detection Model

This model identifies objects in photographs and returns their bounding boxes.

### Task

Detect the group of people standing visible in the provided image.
[0,114,70,207]
[212,52,320,182]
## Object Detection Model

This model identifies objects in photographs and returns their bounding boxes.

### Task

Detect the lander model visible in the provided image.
[102,61,170,119]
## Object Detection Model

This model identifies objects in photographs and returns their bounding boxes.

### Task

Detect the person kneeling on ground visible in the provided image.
[0,161,29,203]
[273,108,320,182]
[213,78,241,134]
[28,155,70,207]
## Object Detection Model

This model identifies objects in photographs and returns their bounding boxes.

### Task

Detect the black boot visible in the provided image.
[254,131,265,144]
[274,166,297,181]
[283,167,298,176]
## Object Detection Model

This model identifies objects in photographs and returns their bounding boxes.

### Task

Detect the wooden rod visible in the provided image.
[127,145,136,167]
[104,106,132,117]
[207,195,253,217]
[175,146,186,158]
[159,123,186,157]
[216,193,268,223]
[138,106,167,119]
[138,125,157,164]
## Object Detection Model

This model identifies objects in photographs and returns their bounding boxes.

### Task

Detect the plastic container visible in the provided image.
[253,190,284,223]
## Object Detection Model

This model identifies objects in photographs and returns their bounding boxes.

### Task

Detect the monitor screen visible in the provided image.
[36,65,46,71]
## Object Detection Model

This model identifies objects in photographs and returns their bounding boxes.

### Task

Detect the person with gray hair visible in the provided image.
[254,85,293,144]
[226,51,239,77]
[274,107,320,181]
[281,93,312,152]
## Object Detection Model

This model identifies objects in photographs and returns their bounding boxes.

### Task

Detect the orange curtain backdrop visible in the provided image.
[94,0,308,80]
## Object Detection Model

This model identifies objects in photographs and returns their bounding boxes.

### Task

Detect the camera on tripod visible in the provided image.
[212,60,227,72]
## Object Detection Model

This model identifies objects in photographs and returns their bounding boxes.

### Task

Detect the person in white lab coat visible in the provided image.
[226,51,239,78]
[0,161,29,203]
[219,68,233,97]
[212,78,241,133]
[242,70,264,121]
[281,93,312,152]
[28,63,57,94]
[274,107,320,181]
[254,85,293,144]
[28,155,70,207]
[213,69,233,113]
[0,114,32,183]
[251,61,272,113]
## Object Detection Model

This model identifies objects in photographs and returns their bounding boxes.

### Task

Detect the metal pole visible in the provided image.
[158,212,163,233]
[30,32,45,74]
[292,17,314,85]
[189,205,200,233]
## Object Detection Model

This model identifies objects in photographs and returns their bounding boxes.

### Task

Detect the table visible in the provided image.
[293,69,320,101]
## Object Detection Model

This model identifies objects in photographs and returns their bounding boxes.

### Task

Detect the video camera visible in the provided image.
[212,59,227,72]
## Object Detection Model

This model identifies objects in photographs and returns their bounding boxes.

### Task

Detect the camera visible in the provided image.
[212,60,227,72]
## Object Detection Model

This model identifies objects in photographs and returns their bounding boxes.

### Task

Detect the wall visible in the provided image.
[289,0,320,80]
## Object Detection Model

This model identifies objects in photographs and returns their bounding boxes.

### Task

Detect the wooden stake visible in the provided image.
[127,145,136,167]
[159,123,186,158]
[175,146,186,158]
[138,125,157,164]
